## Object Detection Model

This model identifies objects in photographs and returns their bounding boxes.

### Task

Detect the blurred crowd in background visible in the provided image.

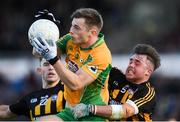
[0,0,180,121]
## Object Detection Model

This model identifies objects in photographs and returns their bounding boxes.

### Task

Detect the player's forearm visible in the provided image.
[95,103,137,120]
[95,105,112,118]
[93,105,125,120]
[53,60,84,90]
[0,105,16,119]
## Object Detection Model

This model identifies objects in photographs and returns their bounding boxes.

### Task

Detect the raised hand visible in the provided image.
[31,35,57,61]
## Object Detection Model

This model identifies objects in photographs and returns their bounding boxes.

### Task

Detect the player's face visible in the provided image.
[69,18,90,44]
[125,54,151,83]
[40,59,60,83]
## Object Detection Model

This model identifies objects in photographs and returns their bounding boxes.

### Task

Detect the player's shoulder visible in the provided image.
[109,67,125,81]
[24,88,45,98]
[132,82,156,109]
[56,33,72,53]
[135,82,156,98]
[108,67,126,89]
[58,33,72,42]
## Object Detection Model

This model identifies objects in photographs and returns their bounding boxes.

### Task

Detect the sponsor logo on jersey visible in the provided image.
[113,80,119,86]
[68,60,79,73]
[30,98,37,103]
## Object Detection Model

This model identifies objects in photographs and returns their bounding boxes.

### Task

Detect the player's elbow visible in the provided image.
[69,82,84,91]
[123,103,137,118]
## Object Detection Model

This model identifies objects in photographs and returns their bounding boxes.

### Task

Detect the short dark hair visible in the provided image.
[132,44,161,71]
[71,8,103,32]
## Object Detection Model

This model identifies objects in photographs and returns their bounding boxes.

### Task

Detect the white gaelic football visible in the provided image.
[28,19,59,46]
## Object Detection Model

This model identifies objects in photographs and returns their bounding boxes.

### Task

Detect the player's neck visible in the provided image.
[80,36,98,48]
[130,77,149,84]
[42,80,59,89]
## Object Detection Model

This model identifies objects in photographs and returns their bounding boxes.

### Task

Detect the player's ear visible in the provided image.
[36,67,42,75]
[90,27,98,36]
[145,69,152,77]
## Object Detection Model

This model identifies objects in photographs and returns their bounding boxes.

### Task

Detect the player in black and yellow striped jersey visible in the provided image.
[71,44,161,121]
[0,58,65,120]
[108,67,156,121]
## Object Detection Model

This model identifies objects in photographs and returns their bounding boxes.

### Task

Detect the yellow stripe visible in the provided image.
[121,91,129,104]
[136,87,154,107]
[135,83,155,107]
[35,105,40,116]
[132,115,139,121]
[112,89,120,99]
[136,86,154,106]
[134,83,150,103]
[56,91,63,112]
[144,113,152,121]
[45,97,51,114]
[134,83,150,104]
[136,87,152,105]
[30,110,34,121]
[137,90,155,107]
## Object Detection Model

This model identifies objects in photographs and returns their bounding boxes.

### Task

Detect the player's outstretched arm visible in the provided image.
[72,100,138,120]
[0,105,17,119]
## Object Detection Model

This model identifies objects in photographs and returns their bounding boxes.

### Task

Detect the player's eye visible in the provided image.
[74,25,81,30]
[43,62,50,66]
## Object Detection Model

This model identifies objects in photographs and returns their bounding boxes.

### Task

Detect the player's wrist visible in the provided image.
[48,56,59,65]
[88,104,97,115]
[110,105,124,120]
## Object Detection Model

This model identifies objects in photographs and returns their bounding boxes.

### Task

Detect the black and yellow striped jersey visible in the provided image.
[108,67,156,121]
[9,82,65,121]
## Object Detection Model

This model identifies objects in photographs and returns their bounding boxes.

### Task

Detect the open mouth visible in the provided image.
[127,68,134,74]
[48,72,55,76]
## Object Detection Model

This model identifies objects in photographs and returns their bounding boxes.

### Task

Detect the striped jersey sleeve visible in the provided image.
[130,82,156,113]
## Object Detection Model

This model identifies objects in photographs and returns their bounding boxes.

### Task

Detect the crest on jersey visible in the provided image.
[128,88,138,99]
[51,95,58,101]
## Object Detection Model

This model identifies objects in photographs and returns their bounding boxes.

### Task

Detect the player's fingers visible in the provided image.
[33,37,45,48]
[32,39,43,52]
[52,39,57,47]
[40,36,50,47]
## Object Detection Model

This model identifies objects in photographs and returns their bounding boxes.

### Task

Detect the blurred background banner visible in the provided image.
[0,0,180,120]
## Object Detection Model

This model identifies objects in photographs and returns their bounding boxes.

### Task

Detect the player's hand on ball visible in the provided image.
[32,36,57,61]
